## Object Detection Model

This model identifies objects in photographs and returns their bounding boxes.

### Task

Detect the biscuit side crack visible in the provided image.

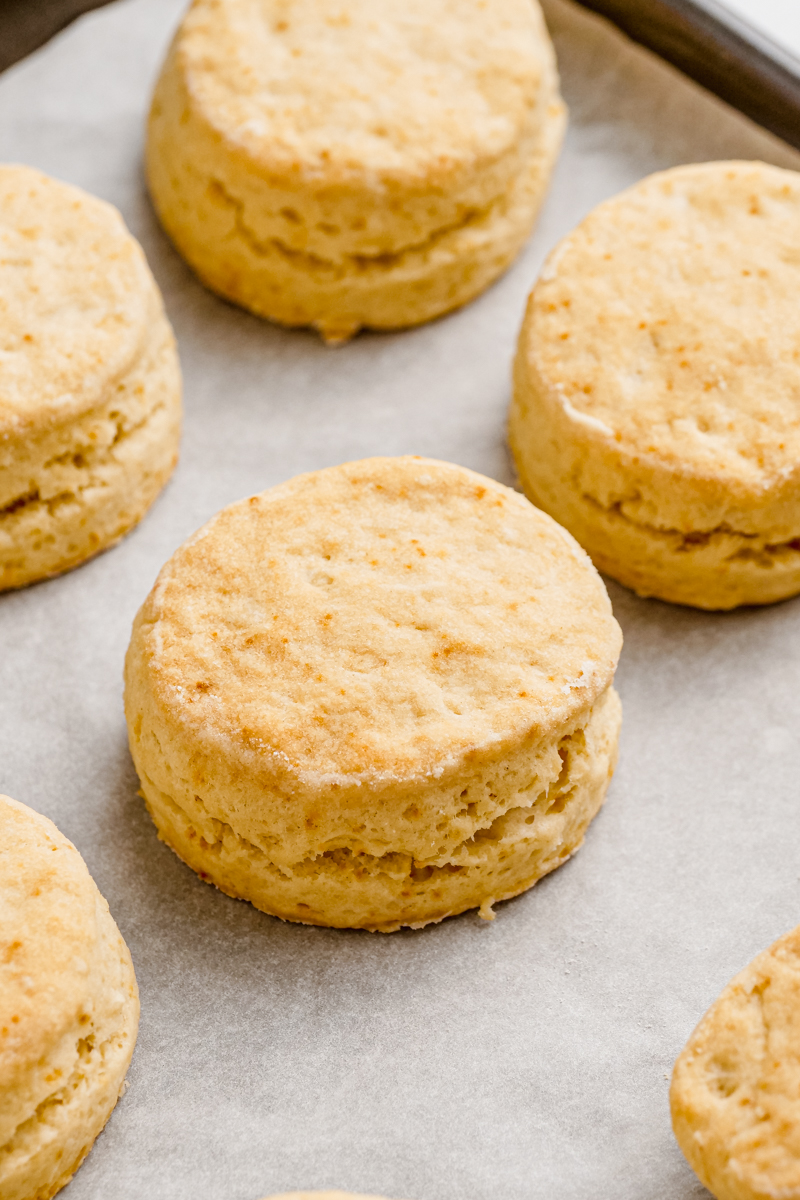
[207,176,501,280]
[0,402,168,525]
[578,490,800,565]
[142,721,593,888]
[0,1026,127,1169]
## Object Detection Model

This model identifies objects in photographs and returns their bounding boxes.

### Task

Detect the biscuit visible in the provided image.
[510,161,800,610]
[146,0,566,343]
[124,456,622,932]
[0,795,139,1200]
[671,923,800,1200]
[0,165,181,591]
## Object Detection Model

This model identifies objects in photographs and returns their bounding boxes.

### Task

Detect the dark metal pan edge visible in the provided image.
[574,0,800,151]
[0,0,112,75]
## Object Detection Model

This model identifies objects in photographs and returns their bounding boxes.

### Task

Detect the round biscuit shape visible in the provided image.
[0,165,182,591]
[671,923,800,1200]
[124,456,622,931]
[510,161,800,609]
[146,0,566,341]
[0,795,139,1200]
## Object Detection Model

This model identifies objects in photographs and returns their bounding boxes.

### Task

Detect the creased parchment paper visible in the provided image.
[1,2,799,1198]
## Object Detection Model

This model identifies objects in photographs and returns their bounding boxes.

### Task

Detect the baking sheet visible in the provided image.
[1,2,800,1197]
[573,0,800,153]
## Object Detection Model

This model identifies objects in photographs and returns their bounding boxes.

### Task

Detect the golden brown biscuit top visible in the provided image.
[0,796,96,1118]
[0,165,153,435]
[136,458,621,787]
[525,161,800,490]
[672,923,800,1196]
[175,0,545,185]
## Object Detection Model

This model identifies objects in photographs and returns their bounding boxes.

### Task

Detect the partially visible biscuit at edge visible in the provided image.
[0,795,139,1200]
[510,160,800,610]
[671,923,800,1200]
[124,456,622,932]
[0,165,182,591]
[145,0,566,342]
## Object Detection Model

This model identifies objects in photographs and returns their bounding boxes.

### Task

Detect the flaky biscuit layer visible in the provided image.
[135,684,620,931]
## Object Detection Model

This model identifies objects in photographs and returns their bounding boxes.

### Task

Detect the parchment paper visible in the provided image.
[1,3,800,1198]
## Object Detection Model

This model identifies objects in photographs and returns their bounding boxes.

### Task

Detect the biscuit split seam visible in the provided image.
[571,483,800,564]
[136,693,609,896]
[207,175,498,279]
